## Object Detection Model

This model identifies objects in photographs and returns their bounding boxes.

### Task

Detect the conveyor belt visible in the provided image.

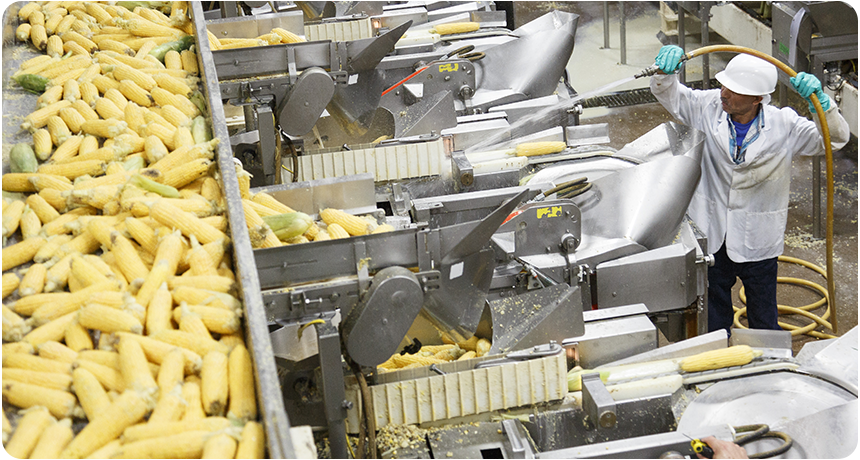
[581,78,721,108]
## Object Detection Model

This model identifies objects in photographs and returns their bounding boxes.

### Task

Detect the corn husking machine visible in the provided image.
[193,2,858,458]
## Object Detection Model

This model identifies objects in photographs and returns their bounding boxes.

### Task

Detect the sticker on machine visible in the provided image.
[449,261,464,279]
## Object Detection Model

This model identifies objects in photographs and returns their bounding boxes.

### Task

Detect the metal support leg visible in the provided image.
[316,322,348,460]
[603,2,610,49]
[678,5,686,85]
[619,2,627,65]
[257,105,279,186]
[700,5,710,89]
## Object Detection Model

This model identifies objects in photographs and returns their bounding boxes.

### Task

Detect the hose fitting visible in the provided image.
[634,54,692,79]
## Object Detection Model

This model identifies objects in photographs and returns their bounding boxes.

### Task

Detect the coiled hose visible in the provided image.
[680,45,839,335]
[734,424,794,459]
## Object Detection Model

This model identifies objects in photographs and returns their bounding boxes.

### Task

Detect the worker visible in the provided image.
[698,436,749,459]
[649,45,851,335]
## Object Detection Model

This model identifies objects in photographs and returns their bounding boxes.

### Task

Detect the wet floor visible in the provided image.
[515,2,858,353]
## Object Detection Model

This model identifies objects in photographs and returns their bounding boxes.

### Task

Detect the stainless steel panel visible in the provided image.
[254,229,423,289]
[254,172,377,216]
[595,243,698,312]
[206,10,304,38]
[729,328,792,350]
[566,312,657,368]
[191,3,294,457]
[601,329,727,367]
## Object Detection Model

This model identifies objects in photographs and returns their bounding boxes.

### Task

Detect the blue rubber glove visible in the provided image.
[790,72,831,112]
[655,45,684,74]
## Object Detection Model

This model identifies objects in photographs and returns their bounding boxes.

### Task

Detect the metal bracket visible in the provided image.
[581,372,617,430]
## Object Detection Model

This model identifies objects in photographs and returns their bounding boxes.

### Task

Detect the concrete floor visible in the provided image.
[515,2,858,353]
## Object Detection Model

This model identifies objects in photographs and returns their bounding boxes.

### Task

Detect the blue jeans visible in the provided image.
[708,243,780,334]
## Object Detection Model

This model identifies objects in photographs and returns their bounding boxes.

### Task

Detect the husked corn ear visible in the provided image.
[33,128,53,160]
[74,359,125,393]
[1,380,80,419]
[65,318,94,352]
[326,222,349,239]
[679,345,761,373]
[2,272,20,298]
[104,87,130,111]
[204,433,239,459]
[118,79,153,107]
[39,85,65,107]
[61,30,98,53]
[29,417,74,459]
[77,303,143,335]
[92,74,121,93]
[151,87,198,117]
[432,22,480,35]
[22,100,72,131]
[2,406,52,459]
[2,367,72,391]
[181,380,207,422]
[47,34,65,57]
[47,115,72,145]
[515,141,567,157]
[201,350,229,416]
[235,421,266,459]
[60,389,150,459]
[30,24,48,50]
[392,353,446,368]
[81,118,128,139]
[16,22,32,42]
[18,262,47,296]
[73,367,111,422]
[320,208,369,236]
[58,107,86,134]
[115,332,202,374]
[2,304,31,341]
[149,199,227,244]
[117,335,158,399]
[156,348,185,398]
[3,236,46,271]
[147,383,187,423]
[272,27,305,43]
[95,96,125,120]
[228,343,258,420]
[180,49,198,73]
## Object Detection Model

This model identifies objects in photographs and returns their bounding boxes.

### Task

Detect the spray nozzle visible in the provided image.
[634,54,692,79]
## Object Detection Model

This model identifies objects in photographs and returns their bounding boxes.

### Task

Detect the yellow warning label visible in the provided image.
[536,206,562,219]
[438,63,459,72]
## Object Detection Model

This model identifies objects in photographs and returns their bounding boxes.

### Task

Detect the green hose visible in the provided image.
[682,45,839,334]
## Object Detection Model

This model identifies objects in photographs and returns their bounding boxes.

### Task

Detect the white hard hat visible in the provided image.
[715,54,777,96]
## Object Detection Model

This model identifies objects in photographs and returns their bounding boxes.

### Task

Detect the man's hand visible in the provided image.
[790,72,832,112]
[698,436,748,459]
[655,45,684,74]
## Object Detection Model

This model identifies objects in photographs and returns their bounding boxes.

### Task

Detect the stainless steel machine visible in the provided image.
[187,2,858,458]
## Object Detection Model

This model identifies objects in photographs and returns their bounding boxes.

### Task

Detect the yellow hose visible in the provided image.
[733,256,836,339]
[683,45,838,334]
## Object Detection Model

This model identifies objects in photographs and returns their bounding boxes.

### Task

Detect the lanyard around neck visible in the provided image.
[727,108,764,165]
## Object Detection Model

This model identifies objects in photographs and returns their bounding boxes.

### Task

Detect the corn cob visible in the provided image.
[22,99,72,131]
[2,367,73,391]
[235,421,266,459]
[92,74,121,93]
[16,22,32,42]
[180,49,198,73]
[432,22,481,35]
[38,340,79,364]
[29,417,75,459]
[33,128,53,160]
[73,359,125,393]
[81,118,128,139]
[2,406,53,459]
[2,272,20,298]
[94,96,125,120]
[46,34,65,57]
[115,332,202,374]
[679,345,761,373]
[515,141,567,157]
[60,389,150,459]
[63,39,89,56]
[19,262,47,296]
[58,107,86,134]
[203,433,239,459]
[30,24,48,50]
[2,380,80,419]
[104,87,130,111]
[2,304,31,341]
[2,236,46,271]
[200,350,228,416]
[2,199,26,237]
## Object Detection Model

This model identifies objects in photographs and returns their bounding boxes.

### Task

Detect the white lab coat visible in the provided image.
[651,73,850,262]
